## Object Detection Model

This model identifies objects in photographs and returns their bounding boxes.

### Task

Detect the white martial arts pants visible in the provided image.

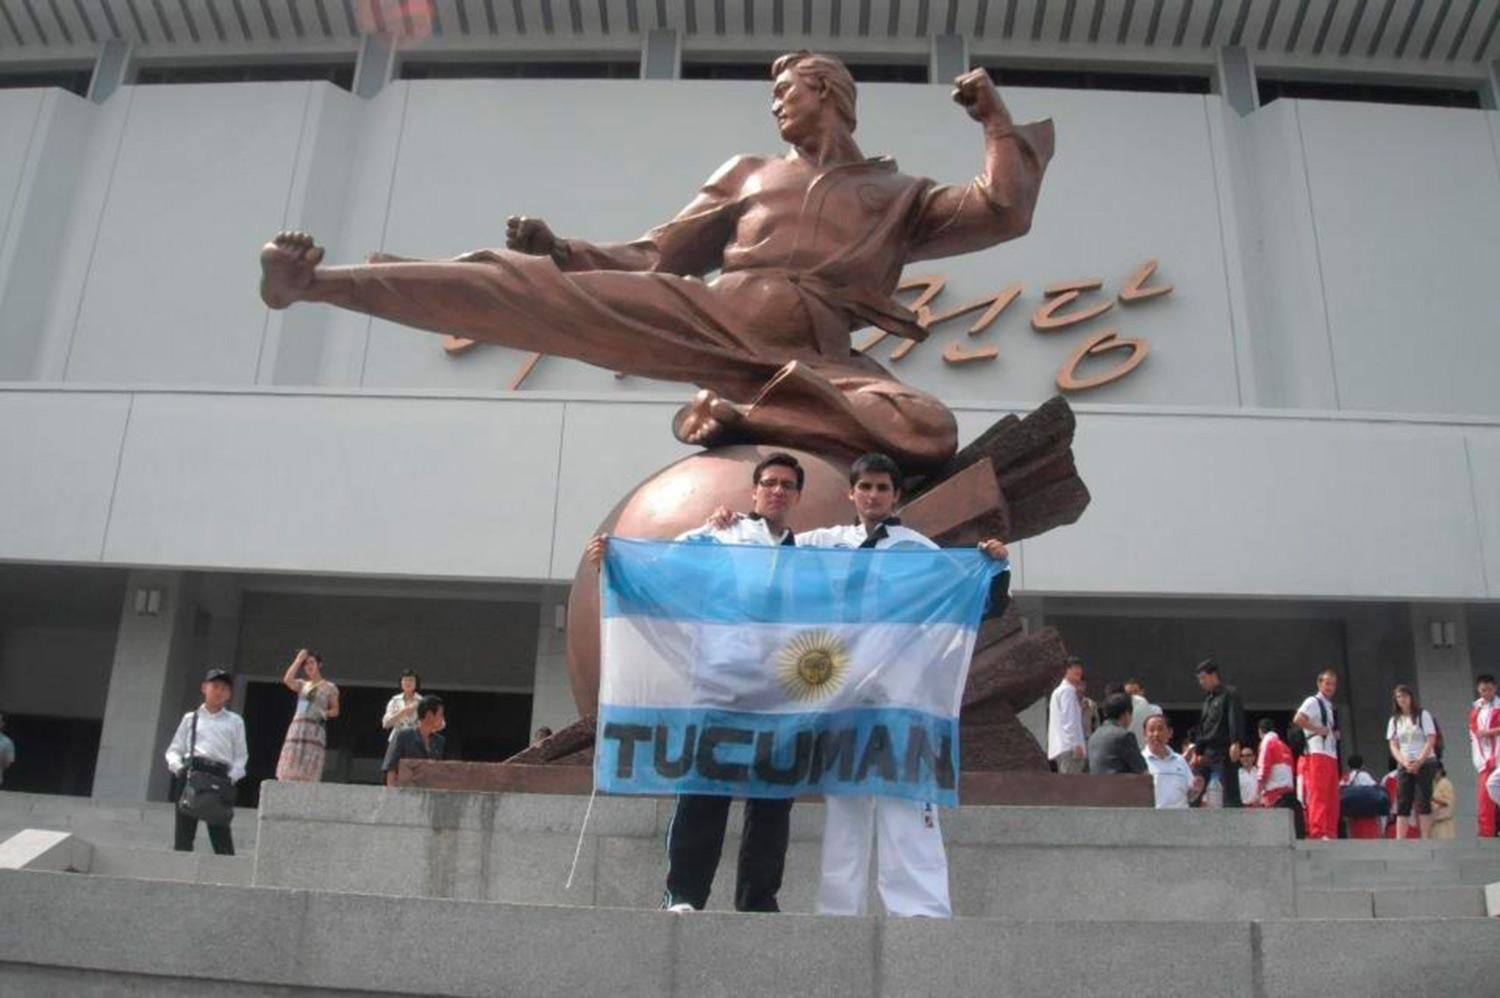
[816,795,951,917]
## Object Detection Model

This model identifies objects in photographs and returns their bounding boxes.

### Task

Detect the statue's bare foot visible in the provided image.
[673,389,747,447]
[259,231,325,309]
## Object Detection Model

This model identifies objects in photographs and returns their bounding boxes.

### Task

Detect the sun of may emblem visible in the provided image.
[776,630,851,702]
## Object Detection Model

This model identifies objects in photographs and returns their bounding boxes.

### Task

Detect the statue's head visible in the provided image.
[770,51,857,142]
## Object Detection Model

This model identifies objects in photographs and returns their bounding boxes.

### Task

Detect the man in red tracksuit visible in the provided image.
[1469,674,1500,838]
[1292,670,1342,840]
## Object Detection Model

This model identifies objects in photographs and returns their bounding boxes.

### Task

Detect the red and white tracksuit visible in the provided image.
[1470,697,1500,838]
[1296,694,1340,840]
[1256,731,1294,807]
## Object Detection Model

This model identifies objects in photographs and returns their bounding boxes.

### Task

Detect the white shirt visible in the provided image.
[1386,710,1437,762]
[1342,769,1376,788]
[1472,696,1500,769]
[1486,766,1500,807]
[796,520,938,551]
[1128,694,1162,743]
[1295,694,1340,758]
[677,515,795,546]
[1047,680,1084,759]
[165,705,248,782]
[383,692,421,741]
[1238,768,1260,806]
[1143,747,1193,809]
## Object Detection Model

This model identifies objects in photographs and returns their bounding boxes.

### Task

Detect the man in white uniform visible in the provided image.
[1047,658,1087,773]
[587,452,807,912]
[164,668,248,855]
[1141,714,1193,809]
[791,452,1009,918]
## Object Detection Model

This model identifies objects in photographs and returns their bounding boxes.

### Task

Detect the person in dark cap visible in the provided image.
[164,668,248,855]
[1194,658,1245,807]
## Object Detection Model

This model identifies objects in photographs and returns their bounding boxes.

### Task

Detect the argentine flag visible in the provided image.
[597,538,1004,807]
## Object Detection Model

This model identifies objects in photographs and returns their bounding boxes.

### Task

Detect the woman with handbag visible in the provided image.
[1386,684,1440,840]
[164,668,247,854]
[275,649,340,782]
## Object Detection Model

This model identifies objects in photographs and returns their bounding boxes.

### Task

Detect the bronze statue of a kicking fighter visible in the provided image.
[259,52,1053,473]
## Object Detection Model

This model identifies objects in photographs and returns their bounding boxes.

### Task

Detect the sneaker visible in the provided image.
[666,902,697,913]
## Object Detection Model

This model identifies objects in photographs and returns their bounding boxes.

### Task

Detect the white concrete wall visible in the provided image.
[0,81,1495,417]
[2,386,1498,602]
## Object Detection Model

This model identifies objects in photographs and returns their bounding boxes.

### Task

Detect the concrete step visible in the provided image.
[1296,886,1488,918]
[89,845,252,885]
[0,792,258,850]
[252,781,1297,921]
[2,868,1496,998]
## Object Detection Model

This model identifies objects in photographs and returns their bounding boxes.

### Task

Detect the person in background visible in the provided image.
[1386,684,1439,840]
[1429,765,1456,840]
[1124,678,1161,745]
[1141,714,1193,809]
[1340,754,1381,840]
[1292,669,1341,840]
[275,649,340,782]
[381,669,422,742]
[1194,659,1245,808]
[1468,673,1500,838]
[1238,745,1261,807]
[164,668,248,855]
[383,696,446,788]
[1047,658,1088,773]
[1087,693,1147,775]
[0,713,14,787]
[1255,719,1301,836]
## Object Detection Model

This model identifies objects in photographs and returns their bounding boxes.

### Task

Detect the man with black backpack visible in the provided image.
[1293,669,1342,840]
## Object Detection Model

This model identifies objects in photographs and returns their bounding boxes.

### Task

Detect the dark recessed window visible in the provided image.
[0,68,92,98]
[684,61,929,84]
[134,64,355,90]
[986,67,1211,94]
[1257,78,1481,109]
[400,61,641,80]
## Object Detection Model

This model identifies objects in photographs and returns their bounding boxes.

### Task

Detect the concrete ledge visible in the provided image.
[254,782,1294,919]
[0,830,91,873]
[2,869,1494,997]
[1295,889,1373,918]
[89,845,252,886]
[1371,886,1487,917]
[0,792,257,850]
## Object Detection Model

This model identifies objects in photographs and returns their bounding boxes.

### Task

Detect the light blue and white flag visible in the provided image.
[596,538,1004,807]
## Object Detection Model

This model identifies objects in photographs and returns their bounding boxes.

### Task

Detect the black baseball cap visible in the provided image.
[203,668,233,686]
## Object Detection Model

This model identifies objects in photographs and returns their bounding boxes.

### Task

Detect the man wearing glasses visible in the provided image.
[586,452,806,913]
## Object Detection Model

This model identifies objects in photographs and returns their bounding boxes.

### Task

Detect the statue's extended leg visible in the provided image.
[672,361,958,473]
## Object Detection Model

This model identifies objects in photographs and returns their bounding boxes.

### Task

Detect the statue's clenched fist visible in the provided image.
[506,215,560,257]
[951,68,1011,128]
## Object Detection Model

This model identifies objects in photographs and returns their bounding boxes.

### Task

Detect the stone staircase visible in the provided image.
[1293,837,1500,919]
[1,784,1496,997]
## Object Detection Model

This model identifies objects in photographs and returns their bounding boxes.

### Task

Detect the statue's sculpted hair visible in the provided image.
[771,51,858,132]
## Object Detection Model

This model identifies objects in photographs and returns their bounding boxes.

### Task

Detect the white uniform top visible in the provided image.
[1295,693,1340,758]
[1143,747,1194,809]
[1047,680,1084,760]
[1487,766,1500,807]
[164,705,248,782]
[1342,769,1377,788]
[677,514,795,547]
[1386,710,1437,762]
[796,520,938,551]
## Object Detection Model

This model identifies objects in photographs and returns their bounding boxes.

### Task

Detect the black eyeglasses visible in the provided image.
[756,478,800,491]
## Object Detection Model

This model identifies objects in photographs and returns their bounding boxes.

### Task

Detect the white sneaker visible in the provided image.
[666,902,697,913]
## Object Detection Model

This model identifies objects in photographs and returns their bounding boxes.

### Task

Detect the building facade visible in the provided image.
[1,0,1498,825]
